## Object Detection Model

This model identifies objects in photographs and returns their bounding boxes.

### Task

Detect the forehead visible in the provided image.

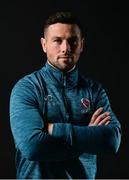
[45,23,81,38]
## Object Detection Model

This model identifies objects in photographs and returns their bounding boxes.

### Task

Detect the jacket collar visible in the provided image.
[42,61,78,89]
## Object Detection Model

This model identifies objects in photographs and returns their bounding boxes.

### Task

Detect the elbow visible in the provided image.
[105,127,121,154]
[21,142,43,161]
[18,134,60,161]
[18,133,50,161]
[107,139,120,154]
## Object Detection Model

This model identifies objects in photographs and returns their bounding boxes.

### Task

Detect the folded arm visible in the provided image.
[49,85,121,154]
[10,79,81,162]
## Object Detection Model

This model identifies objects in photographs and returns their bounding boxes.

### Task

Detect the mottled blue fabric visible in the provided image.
[10,62,121,179]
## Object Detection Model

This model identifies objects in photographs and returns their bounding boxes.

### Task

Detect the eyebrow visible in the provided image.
[51,36,78,40]
[51,36,62,39]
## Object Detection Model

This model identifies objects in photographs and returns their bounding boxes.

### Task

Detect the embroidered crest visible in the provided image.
[44,95,53,101]
[81,98,90,113]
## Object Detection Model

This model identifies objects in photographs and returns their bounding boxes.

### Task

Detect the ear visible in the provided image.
[80,38,84,52]
[40,37,47,53]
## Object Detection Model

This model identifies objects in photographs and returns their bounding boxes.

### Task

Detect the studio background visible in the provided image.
[0,1,129,178]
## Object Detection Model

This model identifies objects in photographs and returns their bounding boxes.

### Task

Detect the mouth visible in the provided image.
[59,56,72,59]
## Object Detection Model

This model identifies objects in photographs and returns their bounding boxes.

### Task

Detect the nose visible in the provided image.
[61,40,71,53]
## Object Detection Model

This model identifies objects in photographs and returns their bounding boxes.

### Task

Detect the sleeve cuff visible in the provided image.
[52,123,73,146]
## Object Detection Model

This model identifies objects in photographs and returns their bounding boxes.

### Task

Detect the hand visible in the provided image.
[88,107,111,126]
[47,123,53,135]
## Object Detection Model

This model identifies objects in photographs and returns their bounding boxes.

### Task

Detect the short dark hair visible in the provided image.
[43,11,84,37]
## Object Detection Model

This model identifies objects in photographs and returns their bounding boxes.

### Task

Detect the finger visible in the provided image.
[105,120,110,125]
[94,112,110,125]
[98,116,111,126]
[90,107,103,123]
[48,123,53,134]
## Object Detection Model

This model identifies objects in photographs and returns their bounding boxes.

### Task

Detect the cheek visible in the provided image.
[74,47,82,56]
[46,47,59,59]
[73,48,82,61]
[47,44,59,52]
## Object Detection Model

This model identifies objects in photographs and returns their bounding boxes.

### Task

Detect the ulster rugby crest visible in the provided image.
[81,98,90,113]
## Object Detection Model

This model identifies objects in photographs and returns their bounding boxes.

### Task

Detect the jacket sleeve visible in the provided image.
[52,82,121,154]
[9,78,80,162]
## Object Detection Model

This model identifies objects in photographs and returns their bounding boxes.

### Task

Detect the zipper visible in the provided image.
[62,75,70,122]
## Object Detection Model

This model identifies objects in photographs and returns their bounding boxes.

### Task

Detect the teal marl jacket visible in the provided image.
[10,62,121,179]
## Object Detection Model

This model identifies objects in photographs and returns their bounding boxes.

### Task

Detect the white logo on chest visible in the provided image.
[81,98,90,113]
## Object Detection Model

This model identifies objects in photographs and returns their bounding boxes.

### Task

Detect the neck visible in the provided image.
[47,60,76,73]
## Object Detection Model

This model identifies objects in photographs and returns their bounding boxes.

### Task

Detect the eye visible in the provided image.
[68,38,78,46]
[53,39,62,44]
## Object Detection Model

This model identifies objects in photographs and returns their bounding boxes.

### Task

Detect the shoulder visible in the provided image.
[11,67,45,97]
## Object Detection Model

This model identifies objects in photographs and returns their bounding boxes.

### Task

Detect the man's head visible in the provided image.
[41,11,84,72]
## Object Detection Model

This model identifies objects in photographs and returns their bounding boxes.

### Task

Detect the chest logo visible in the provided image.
[44,95,53,101]
[81,98,90,113]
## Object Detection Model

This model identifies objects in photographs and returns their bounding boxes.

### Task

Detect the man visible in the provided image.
[10,11,121,179]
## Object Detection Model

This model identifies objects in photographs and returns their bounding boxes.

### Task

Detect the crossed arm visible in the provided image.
[10,80,121,162]
[48,107,111,134]
[47,107,121,154]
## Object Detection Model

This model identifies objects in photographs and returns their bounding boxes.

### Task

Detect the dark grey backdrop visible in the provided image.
[0,1,129,178]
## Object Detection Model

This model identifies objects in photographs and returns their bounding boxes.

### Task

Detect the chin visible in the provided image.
[60,65,74,72]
